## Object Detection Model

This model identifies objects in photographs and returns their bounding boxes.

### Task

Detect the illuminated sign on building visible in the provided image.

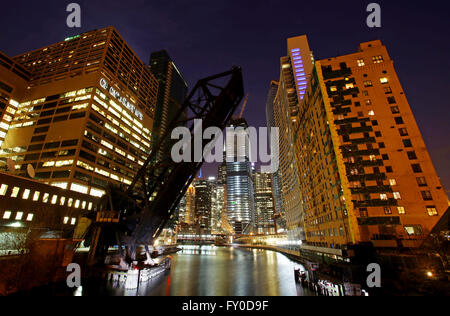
[100,78,144,120]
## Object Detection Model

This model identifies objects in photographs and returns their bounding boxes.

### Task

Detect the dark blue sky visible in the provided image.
[1,0,449,190]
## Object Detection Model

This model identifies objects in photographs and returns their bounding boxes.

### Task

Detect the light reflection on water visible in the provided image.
[65,246,314,296]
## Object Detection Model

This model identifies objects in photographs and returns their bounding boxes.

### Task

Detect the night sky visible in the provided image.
[1,0,449,190]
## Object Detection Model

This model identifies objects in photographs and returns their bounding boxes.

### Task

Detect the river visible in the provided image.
[22,246,316,296]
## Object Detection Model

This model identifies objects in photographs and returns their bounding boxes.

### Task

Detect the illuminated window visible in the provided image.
[22,189,31,200]
[0,184,8,196]
[90,188,105,198]
[77,160,94,171]
[109,107,121,118]
[368,110,375,116]
[373,55,384,64]
[15,212,24,220]
[357,59,365,67]
[71,218,77,225]
[389,179,397,186]
[345,83,354,89]
[68,198,74,207]
[380,194,388,201]
[397,207,406,215]
[11,187,20,198]
[380,77,389,84]
[75,200,80,208]
[393,192,401,200]
[60,197,66,206]
[33,191,40,201]
[363,81,373,87]
[101,140,113,150]
[51,195,58,205]
[404,225,422,236]
[88,202,93,210]
[71,183,89,194]
[52,182,68,190]
[95,168,110,178]
[43,193,50,203]
[3,211,12,219]
[55,160,73,167]
[115,148,126,157]
[427,206,438,217]
[26,214,34,222]
[330,86,337,92]
[43,161,55,167]
[72,103,89,111]
[82,201,87,209]
[63,217,69,224]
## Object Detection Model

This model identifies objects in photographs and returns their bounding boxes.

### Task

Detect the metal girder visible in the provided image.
[87,67,244,264]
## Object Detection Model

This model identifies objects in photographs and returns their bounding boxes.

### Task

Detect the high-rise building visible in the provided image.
[253,171,276,234]
[0,52,31,150]
[193,178,212,233]
[178,184,196,227]
[294,40,449,257]
[265,80,286,233]
[211,173,225,233]
[270,35,314,241]
[0,27,159,199]
[225,117,255,235]
[149,50,188,163]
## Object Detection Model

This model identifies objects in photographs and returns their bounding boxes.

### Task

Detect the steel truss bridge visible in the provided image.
[86,67,244,264]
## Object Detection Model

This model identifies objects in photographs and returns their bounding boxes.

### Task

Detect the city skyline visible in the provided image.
[0,1,448,190]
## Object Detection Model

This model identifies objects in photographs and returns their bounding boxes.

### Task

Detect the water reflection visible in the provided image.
[37,246,315,296]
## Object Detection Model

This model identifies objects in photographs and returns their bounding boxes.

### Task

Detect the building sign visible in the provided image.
[100,78,144,121]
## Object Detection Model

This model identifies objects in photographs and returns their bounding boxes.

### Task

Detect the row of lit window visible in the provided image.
[2,211,34,222]
[90,103,150,156]
[0,183,94,210]
[356,55,384,67]
[2,209,78,226]
[94,90,151,142]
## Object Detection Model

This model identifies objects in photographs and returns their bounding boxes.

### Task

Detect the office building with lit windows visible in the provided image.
[269,35,314,242]
[265,80,286,233]
[0,27,159,198]
[253,171,276,234]
[294,40,449,259]
[193,178,213,233]
[225,117,256,235]
[0,52,31,150]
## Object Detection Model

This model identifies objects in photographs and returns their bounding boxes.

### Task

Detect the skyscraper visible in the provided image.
[265,80,286,233]
[149,50,188,163]
[294,40,449,258]
[0,27,158,198]
[270,35,314,241]
[225,117,255,235]
[253,171,276,234]
[194,178,212,233]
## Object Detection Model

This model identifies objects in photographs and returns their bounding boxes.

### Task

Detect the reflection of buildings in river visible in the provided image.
[179,245,217,256]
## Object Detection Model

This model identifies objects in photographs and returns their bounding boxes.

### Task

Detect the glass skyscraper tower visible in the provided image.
[225,118,255,235]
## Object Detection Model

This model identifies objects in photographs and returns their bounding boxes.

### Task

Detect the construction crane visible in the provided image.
[86,67,245,265]
[239,94,249,118]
